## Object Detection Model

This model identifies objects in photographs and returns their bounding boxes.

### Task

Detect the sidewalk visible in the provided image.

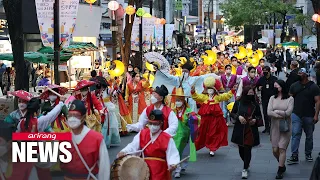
[107,125,319,180]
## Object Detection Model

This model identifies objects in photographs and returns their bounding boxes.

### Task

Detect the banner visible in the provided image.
[35,0,79,48]
[142,18,155,51]
[131,17,140,51]
[165,24,175,49]
[155,25,163,49]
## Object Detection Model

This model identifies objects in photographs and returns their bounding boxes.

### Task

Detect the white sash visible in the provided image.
[72,140,98,180]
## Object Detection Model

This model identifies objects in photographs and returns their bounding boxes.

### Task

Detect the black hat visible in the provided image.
[0,121,14,141]
[148,110,164,122]
[154,85,169,98]
[68,100,87,116]
[181,62,194,71]
[27,98,41,113]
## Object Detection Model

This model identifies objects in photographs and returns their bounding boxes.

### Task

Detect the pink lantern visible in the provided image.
[108,1,120,20]
[312,14,319,22]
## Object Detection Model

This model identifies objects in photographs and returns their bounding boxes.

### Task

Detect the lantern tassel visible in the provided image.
[90,4,92,11]
[129,15,132,23]
[113,11,115,20]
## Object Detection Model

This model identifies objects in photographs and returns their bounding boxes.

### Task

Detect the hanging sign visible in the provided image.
[35,0,79,48]
[182,4,189,16]
[142,18,155,51]
[175,0,183,10]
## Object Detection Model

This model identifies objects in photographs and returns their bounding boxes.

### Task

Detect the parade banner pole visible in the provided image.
[54,0,61,85]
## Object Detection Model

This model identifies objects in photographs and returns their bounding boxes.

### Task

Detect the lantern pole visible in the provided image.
[112,17,117,60]
[163,0,166,51]
[150,0,153,51]
[54,0,60,85]
[139,1,143,61]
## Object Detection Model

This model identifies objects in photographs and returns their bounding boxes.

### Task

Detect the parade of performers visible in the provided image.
[1,40,319,180]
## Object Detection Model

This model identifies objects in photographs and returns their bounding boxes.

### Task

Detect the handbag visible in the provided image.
[279,117,289,132]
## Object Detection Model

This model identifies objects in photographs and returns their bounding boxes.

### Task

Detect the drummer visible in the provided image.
[118,110,180,180]
[60,100,110,180]
[126,85,178,136]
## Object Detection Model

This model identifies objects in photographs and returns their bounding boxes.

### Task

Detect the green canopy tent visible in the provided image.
[37,42,98,54]
[281,41,300,47]
[0,52,49,63]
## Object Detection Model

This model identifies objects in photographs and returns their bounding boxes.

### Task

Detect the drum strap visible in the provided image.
[72,140,98,180]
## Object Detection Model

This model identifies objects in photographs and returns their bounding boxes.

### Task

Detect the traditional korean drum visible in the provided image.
[111,155,150,180]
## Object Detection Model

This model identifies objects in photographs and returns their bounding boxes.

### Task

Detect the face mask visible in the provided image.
[149,124,161,133]
[246,95,255,101]
[176,101,183,108]
[260,63,265,66]
[0,145,8,157]
[67,117,82,129]
[150,95,158,104]
[81,90,88,96]
[128,68,133,72]
[207,89,214,95]
[226,70,231,74]
[263,72,268,77]
[18,103,27,110]
[49,95,57,102]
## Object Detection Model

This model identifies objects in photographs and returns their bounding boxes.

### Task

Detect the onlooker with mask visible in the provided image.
[288,68,320,164]
[267,80,294,179]
[89,70,97,92]
[230,86,261,179]
[257,66,278,133]
[2,67,15,95]
[286,61,300,89]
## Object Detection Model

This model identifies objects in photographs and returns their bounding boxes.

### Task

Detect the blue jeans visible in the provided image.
[222,96,235,122]
[291,113,315,156]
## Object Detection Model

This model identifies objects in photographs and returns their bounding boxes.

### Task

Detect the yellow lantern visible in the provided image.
[250,54,260,67]
[146,61,155,71]
[143,73,155,87]
[179,57,187,65]
[256,50,264,59]
[174,68,182,76]
[108,1,120,20]
[125,5,136,23]
[85,0,97,9]
[231,65,236,75]
[205,50,217,65]
[108,60,125,77]
[105,61,111,69]
[238,46,247,59]
[247,49,253,58]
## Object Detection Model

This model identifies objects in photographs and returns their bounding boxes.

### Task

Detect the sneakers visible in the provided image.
[287,155,299,165]
[209,151,215,156]
[241,169,248,179]
[306,154,313,162]
[174,172,180,178]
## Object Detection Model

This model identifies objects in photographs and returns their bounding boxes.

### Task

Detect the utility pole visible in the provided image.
[139,0,143,61]
[54,0,60,85]
[163,0,166,51]
[112,18,117,60]
[208,0,212,45]
[150,0,153,51]
[273,12,276,48]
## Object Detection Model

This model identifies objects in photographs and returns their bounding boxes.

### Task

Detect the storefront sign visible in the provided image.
[69,56,91,68]
[35,0,79,48]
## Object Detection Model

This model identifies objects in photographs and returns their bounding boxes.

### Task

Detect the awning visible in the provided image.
[37,42,99,53]
[0,52,48,63]
[281,41,300,47]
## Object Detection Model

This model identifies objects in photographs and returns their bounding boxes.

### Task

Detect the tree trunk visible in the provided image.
[312,0,320,54]
[3,0,28,91]
[280,13,286,43]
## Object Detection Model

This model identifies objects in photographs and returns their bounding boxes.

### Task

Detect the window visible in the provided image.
[79,0,100,6]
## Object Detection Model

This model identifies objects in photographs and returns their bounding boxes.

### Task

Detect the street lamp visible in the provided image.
[312,14,320,23]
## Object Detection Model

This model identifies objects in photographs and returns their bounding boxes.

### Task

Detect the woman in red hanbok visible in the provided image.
[191,76,233,156]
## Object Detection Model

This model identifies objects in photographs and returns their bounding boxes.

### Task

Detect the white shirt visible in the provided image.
[72,126,110,180]
[120,130,180,167]
[16,102,64,132]
[126,105,178,136]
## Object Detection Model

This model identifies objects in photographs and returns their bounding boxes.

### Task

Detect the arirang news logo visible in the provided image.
[11,133,72,163]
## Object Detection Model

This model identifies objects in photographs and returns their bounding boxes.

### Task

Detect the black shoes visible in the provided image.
[306,154,313,162]
[275,166,286,179]
[262,129,270,134]
[287,155,299,165]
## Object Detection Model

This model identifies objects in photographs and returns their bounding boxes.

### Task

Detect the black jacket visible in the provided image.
[230,100,261,147]
[310,154,320,180]
[286,68,300,89]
